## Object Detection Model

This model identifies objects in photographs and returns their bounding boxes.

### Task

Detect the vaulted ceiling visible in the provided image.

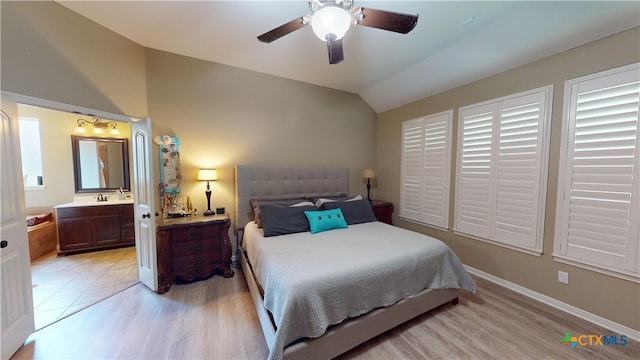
[57,1,640,113]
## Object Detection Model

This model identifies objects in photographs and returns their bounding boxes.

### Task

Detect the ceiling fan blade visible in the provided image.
[326,35,344,65]
[257,17,308,43]
[357,8,418,34]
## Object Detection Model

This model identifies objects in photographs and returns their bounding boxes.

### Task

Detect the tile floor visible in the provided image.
[30,246,138,330]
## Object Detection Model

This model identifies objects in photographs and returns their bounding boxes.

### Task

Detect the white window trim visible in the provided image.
[553,62,640,283]
[399,110,453,230]
[454,85,553,256]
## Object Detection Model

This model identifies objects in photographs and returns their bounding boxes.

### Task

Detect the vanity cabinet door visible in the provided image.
[119,204,135,244]
[91,215,121,246]
[58,218,92,251]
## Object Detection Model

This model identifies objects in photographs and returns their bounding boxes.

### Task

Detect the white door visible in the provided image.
[131,118,158,291]
[1,102,34,359]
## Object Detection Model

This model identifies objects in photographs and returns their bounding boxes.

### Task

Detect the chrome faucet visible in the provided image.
[97,194,108,202]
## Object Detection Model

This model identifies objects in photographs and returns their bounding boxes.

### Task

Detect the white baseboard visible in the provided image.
[464,265,640,342]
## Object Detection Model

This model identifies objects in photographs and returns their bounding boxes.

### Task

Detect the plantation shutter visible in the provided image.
[401,118,424,222]
[555,64,640,278]
[455,86,551,254]
[400,111,452,229]
[422,114,451,227]
[456,104,495,238]
[495,92,547,249]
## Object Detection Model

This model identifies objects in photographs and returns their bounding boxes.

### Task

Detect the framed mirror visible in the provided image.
[71,135,130,193]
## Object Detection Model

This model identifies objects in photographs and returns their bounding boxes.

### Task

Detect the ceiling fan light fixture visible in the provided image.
[258,0,418,64]
[311,6,351,41]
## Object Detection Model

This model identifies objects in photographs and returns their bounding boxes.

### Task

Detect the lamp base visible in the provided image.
[204,187,214,216]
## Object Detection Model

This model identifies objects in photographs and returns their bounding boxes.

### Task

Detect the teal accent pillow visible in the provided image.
[304,208,348,234]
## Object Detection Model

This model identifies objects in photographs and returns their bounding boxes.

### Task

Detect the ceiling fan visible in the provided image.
[257,0,419,64]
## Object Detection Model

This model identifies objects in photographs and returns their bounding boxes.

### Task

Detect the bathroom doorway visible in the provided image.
[16,103,139,329]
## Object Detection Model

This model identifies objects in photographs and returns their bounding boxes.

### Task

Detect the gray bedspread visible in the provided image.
[244,221,476,360]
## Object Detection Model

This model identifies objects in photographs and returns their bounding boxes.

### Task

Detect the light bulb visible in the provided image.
[311,6,351,41]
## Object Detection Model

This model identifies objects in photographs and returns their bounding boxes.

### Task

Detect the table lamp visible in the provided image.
[197,169,218,216]
[362,168,376,203]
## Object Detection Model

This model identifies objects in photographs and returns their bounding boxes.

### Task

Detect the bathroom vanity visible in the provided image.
[55,200,134,256]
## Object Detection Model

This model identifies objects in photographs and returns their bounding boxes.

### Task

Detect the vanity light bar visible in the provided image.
[74,117,120,135]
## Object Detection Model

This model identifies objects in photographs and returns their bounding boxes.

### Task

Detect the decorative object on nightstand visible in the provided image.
[362,168,376,203]
[157,135,182,218]
[197,169,217,216]
[370,200,394,225]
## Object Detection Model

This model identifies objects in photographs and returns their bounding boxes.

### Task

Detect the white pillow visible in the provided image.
[290,201,315,207]
[314,195,362,208]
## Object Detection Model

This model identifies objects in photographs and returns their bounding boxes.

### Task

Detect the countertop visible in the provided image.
[54,199,134,208]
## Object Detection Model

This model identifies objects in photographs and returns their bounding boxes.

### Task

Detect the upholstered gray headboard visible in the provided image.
[235,165,349,235]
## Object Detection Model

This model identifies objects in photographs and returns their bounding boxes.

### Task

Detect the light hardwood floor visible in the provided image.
[12,270,639,359]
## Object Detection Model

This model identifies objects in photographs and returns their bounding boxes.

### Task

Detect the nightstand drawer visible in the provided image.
[171,238,219,257]
[170,224,220,242]
[172,251,222,272]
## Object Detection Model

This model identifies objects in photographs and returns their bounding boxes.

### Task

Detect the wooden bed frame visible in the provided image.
[235,165,459,359]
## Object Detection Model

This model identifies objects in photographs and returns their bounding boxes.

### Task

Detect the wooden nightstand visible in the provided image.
[370,200,394,225]
[156,214,234,294]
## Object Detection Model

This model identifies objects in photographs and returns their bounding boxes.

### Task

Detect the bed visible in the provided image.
[235,165,475,360]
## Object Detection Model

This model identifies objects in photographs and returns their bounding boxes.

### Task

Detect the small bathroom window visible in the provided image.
[19,117,45,190]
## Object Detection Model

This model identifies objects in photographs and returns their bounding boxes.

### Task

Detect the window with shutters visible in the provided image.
[454,86,553,255]
[554,63,639,282]
[400,110,453,230]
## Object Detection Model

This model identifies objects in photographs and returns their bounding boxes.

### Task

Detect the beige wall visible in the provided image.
[376,27,640,331]
[2,1,378,250]
[1,1,147,118]
[145,48,377,244]
[18,104,131,208]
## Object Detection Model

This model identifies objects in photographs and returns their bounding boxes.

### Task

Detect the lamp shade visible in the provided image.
[197,169,218,181]
[362,168,376,179]
[311,5,351,41]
